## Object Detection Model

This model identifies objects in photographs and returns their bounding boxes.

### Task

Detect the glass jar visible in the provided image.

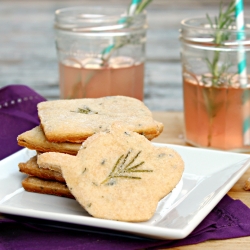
[54,5,147,100]
[180,17,250,152]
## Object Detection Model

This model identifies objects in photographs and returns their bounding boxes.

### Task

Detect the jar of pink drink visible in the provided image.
[54,5,147,100]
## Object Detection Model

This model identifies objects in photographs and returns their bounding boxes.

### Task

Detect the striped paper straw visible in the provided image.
[235,0,247,86]
[128,0,143,15]
[235,0,250,145]
[102,0,144,61]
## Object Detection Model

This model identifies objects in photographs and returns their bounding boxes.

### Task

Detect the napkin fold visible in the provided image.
[1,84,250,250]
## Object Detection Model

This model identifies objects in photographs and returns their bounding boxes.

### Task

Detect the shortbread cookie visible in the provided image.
[38,96,163,143]
[37,152,75,173]
[17,126,81,155]
[38,124,184,222]
[22,176,74,199]
[19,156,65,183]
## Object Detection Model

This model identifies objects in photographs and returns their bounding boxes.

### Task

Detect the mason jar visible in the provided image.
[54,5,147,100]
[180,17,250,152]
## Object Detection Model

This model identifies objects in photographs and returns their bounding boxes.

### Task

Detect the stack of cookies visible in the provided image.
[17,96,164,198]
[17,96,184,222]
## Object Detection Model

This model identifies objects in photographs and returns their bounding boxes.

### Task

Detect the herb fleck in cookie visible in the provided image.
[38,124,184,222]
[37,96,163,143]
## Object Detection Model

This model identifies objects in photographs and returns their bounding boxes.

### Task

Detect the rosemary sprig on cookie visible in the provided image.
[101,150,152,185]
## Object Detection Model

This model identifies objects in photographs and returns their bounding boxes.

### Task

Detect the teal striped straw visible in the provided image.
[235,0,247,86]
[235,0,250,145]
[128,0,143,15]
[101,0,150,62]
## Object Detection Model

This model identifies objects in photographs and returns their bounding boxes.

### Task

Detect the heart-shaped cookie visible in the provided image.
[38,124,184,222]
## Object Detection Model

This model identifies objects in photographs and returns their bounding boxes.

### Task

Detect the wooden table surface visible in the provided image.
[152,111,250,249]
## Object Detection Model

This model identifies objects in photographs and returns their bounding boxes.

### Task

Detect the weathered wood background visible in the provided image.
[1,0,250,110]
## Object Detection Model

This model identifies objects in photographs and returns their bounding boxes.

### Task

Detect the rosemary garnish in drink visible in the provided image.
[203,0,235,86]
[101,150,152,185]
[201,1,236,147]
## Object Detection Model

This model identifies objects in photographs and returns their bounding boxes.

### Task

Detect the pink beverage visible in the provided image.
[183,76,250,151]
[59,56,144,100]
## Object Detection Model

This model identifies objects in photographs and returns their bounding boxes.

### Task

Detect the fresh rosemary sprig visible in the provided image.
[200,1,236,147]
[134,0,153,15]
[204,0,235,86]
[101,150,152,185]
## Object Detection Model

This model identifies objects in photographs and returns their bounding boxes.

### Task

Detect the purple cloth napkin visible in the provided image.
[1,84,250,250]
[0,85,46,160]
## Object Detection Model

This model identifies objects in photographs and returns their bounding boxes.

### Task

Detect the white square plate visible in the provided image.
[0,143,250,240]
